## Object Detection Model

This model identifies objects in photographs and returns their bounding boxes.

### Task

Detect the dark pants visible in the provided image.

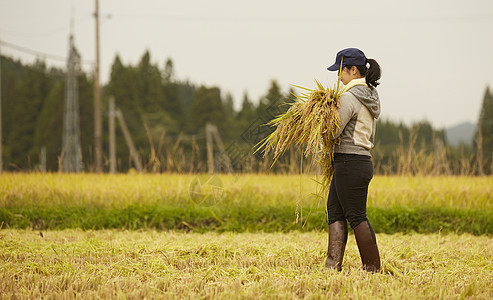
[327,153,373,229]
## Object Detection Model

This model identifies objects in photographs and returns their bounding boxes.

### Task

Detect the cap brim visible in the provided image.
[327,63,340,71]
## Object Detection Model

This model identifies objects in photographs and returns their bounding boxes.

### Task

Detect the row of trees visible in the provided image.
[1,51,492,174]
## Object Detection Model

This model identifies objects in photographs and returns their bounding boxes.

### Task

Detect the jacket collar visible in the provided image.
[343,77,367,92]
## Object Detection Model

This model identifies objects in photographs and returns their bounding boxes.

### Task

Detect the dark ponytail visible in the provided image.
[345,58,381,88]
[365,58,381,88]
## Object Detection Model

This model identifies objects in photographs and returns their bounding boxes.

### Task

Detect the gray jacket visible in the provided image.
[333,82,381,157]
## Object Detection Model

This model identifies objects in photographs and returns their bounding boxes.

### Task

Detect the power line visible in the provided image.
[0,39,93,65]
[108,13,493,24]
[0,39,66,62]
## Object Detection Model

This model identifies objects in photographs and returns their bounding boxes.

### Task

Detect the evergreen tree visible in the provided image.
[238,92,256,131]
[6,60,52,169]
[178,80,197,132]
[257,79,283,118]
[106,55,142,170]
[106,54,189,171]
[137,51,175,160]
[137,51,165,115]
[1,55,26,167]
[78,73,94,170]
[222,92,236,141]
[475,86,493,173]
[163,58,175,84]
[223,93,235,118]
[162,58,184,129]
[34,81,64,170]
[190,86,225,132]
[412,121,437,152]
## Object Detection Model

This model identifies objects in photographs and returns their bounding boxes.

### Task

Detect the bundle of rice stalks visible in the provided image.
[255,78,345,194]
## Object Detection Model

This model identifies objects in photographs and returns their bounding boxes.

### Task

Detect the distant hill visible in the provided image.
[445,122,476,147]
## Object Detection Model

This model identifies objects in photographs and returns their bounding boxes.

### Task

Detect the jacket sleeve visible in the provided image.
[332,93,355,139]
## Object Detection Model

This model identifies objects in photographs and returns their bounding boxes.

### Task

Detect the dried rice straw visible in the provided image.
[255,62,345,197]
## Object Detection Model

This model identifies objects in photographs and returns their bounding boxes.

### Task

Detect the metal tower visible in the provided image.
[61,35,83,172]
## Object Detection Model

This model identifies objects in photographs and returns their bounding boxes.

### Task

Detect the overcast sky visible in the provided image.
[1,0,492,128]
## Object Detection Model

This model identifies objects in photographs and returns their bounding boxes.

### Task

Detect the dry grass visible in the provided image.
[1,173,492,210]
[257,80,345,196]
[0,229,492,299]
[367,175,493,210]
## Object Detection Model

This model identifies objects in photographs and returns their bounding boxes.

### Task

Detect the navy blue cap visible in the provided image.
[327,48,367,71]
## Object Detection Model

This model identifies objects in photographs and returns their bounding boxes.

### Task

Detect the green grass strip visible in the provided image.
[1,205,492,235]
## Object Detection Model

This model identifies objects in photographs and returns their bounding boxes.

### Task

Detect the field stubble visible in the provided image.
[0,229,492,299]
[1,174,492,298]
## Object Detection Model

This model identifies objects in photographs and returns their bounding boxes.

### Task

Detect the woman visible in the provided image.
[324,48,382,272]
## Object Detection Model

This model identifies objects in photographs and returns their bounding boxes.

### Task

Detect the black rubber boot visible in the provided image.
[354,220,381,272]
[324,220,348,271]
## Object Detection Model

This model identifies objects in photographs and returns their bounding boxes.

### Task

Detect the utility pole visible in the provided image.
[109,96,116,174]
[0,41,2,174]
[94,0,103,173]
